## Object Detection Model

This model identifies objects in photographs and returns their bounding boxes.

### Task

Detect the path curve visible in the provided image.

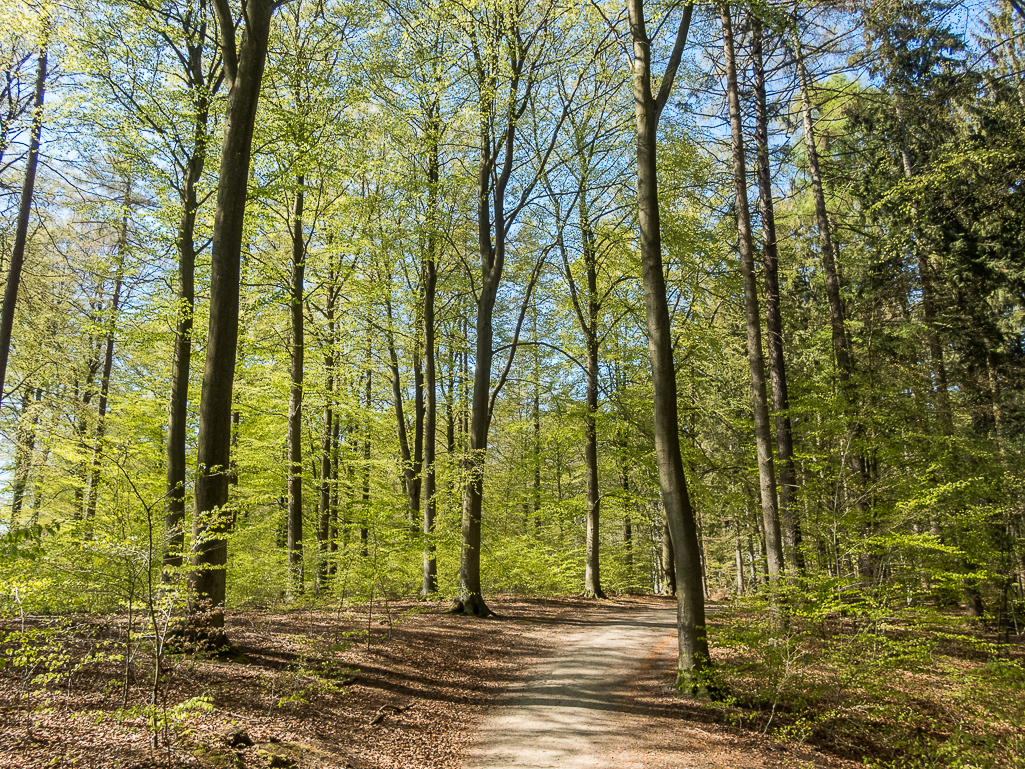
[461,605,679,769]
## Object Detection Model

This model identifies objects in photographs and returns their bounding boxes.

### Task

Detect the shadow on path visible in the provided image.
[462,606,684,769]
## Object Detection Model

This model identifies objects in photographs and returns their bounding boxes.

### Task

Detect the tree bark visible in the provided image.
[0,44,46,410]
[361,338,372,557]
[751,15,803,573]
[385,288,421,533]
[315,266,337,594]
[163,7,218,581]
[286,178,305,600]
[84,180,132,526]
[662,520,676,596]
[722,3,783,580]
[453,3,552,617]
[627,0,712,690]
[9,388,39,526]
[795,42,854,385]
[422,107,440,596]
[191,0,278,640]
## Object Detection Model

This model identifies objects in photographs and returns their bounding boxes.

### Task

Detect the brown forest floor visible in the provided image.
[0,595,1006,768]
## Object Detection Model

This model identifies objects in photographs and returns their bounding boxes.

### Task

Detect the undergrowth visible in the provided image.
[707,578,1025,768]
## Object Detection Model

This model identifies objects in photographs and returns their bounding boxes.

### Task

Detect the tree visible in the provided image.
[750,11,802,572]
[190,0,285,641]
[626,0,712,690]
[721,2,783,580]
[0,15,47,411]
[448,0,569,617]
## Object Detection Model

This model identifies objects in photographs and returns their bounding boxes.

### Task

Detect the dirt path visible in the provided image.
[462,606,678,768]
[462,603,801,769]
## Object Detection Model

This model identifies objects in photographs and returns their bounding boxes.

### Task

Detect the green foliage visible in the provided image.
[709,580,1025,767]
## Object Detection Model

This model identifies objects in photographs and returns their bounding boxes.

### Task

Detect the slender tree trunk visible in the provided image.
[74,342,101,517]
[532,307,542,523]
[794,26,872,562]
[622,464,633,586]
[796,44,854,383]
[752,16,803,573]
[723,3,783,580]
[734,516,746,596]
[286,179,305,600]
[315,275,337,594]
[662,521,676,596]
[893,99,953,436]
[581,206,605,599]
[191,0,278,640]
[385,290,421,532]
[85,182,131,525]
[329,413,341,573]
[628,0,711,689]
[422,114,440,596]
[9,389,38,526]
[0,44,46,410]
[164,13,215,580]
[361,338,371,557]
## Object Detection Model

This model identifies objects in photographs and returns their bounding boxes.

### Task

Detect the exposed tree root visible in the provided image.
[369,702,415,725]
[447,597,497,618]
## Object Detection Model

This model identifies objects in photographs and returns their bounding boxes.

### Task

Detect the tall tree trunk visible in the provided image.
[751,15,803,573]
[794,24,872,548]
[581,204,605,599]
[286,179,305,600]
[662,520,676,596]
[0,44,46,410]
[627,0,712,690]
[795,40,854,385]
[385,289,421,533]
[422,111,440,596]
[85,181,131,525]
[74,339,101,517]
[361,337,371,557]
[532,304,542,523]
[723,3,783,580]
[454,9,549,617]
[315,271,337,594]
[191,0,278,640]
[9,388,39,526]
[893,99,953,436]
[164,10,216,581]
[329,413,340,573]
[622,464,633,587]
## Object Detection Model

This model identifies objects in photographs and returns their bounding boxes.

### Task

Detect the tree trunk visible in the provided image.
[9,388,39,526]
[581,206,605,599]
[795,40,854,384]
[385,289,421,533]
[0,44,46,410]
[628,0,711,690]
[751,15,803,573]
[723,2,783,580]
[622,465,633,587]
[286,179,305,600]
[361,338,371,557]
[191,0,278,641]
[315,270,337,594]
[662,520,676,596]
[85,181,131,526]
[164,10,216,580]
[422,112,440,596]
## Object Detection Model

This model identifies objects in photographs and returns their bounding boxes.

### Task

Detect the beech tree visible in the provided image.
[191,0,286,640]
[448,0,572,617]
[626,0,712,689]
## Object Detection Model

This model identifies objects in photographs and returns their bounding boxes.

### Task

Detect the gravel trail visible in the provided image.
[461,606,680,769]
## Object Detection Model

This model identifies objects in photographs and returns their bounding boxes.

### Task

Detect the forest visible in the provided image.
[1,0,1024,766]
